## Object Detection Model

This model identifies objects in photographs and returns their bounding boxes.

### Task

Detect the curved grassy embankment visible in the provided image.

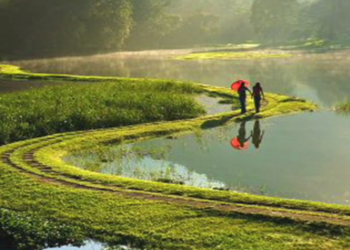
[2,65,350,249]
[175,50,293,60]
[0,65,209,145]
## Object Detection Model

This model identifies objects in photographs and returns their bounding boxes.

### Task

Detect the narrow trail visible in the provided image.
[2,131,350,228]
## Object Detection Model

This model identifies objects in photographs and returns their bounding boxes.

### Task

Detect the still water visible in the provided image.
[45,241,102,250]
[67,112,350,205]
[5,50,350,107]
[44,241,139,250]
[3,50,350,205]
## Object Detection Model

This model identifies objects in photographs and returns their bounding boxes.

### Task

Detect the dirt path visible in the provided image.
[2,135,350,227]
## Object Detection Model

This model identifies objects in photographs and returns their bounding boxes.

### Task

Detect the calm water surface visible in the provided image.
[4,50,350,107]
[44,241,139,250]
[3,50,350,204]
[67,112,350,205]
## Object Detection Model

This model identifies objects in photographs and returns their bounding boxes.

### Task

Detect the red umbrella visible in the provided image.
[230,137,249,150]
[231,80,250,91]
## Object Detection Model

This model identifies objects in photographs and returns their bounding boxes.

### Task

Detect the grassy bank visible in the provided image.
[176,50,293,60]
[4,65,350,249]
[1,159,350,250]
[2,118,350,250]
[0,65,208,144]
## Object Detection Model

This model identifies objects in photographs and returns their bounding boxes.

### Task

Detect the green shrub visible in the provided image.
[0,209,84,250]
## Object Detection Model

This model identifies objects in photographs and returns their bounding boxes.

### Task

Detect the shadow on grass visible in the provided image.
[200,112,257,130]
[198,207,350,238]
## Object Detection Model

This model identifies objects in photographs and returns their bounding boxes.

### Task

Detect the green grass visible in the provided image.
[0,75,206,144]
[1,160,350,250]
[3,64,349,249]
[176,51,293,60]
[0,208,84,250]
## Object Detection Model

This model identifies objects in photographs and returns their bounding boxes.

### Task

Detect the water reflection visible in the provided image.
[252,120,264,149]
[44,241,140,250]
[66,144,226,189]
[230,121,251,150]
[68,113,350,205]
[231,120,265,150]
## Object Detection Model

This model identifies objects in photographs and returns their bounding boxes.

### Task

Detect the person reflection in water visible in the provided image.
[230,121,251,150]
[237,121,251,147]
[251,120,264,149]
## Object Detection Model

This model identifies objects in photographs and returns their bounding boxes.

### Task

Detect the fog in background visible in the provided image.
[1,0,349,59]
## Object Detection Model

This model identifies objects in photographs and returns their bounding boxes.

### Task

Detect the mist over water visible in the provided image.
[8,49,350,107]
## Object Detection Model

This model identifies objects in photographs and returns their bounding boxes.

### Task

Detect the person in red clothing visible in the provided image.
[252,82,265,113]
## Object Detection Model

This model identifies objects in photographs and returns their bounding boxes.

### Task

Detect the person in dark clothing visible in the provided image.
[237,121,251,147]
[252,82,265,113]
[238,82,252,114]
[251,120,264,149]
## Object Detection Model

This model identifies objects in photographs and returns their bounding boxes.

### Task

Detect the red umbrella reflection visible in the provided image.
[230,121,251,150]
[230,137,249,150]
[231,80,250,91]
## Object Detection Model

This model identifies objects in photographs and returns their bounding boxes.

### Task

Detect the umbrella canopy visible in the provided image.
[230,137,249,150]
[231,80,250,91]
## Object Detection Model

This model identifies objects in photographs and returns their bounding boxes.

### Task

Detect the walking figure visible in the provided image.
[251,120,264,149]
[252,82,265,113]
[238,82,252,114]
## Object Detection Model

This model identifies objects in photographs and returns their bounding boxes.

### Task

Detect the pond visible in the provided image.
[3,49,350,205]
[66,111,350,205]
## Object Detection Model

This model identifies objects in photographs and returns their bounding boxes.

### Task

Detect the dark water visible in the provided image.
[3,50,350,205]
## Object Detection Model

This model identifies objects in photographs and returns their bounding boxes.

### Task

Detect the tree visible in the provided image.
[1,0,133,58]
[308,0,350,41]
[126,0,173,49]
[251,0,299,42]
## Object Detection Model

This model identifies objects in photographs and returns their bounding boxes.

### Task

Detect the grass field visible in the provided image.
[0,65,208,144]
[2,65,349,250]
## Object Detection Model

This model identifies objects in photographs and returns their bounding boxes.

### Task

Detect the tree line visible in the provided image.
[1,0,350,59]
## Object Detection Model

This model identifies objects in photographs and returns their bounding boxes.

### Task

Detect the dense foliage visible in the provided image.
[0,0,134,57]
[0,80,205,144]
[0,208,83,250]
[1,0,350,58]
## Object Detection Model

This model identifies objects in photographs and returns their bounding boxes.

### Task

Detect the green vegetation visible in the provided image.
[0,65,205,144]
[4,66,350,249]
[0,208,84,250]
[176,50,293,60]
[1,157,350,249]
[2,0,350,58]
[2,116,350,249]
[335,102,350,113]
